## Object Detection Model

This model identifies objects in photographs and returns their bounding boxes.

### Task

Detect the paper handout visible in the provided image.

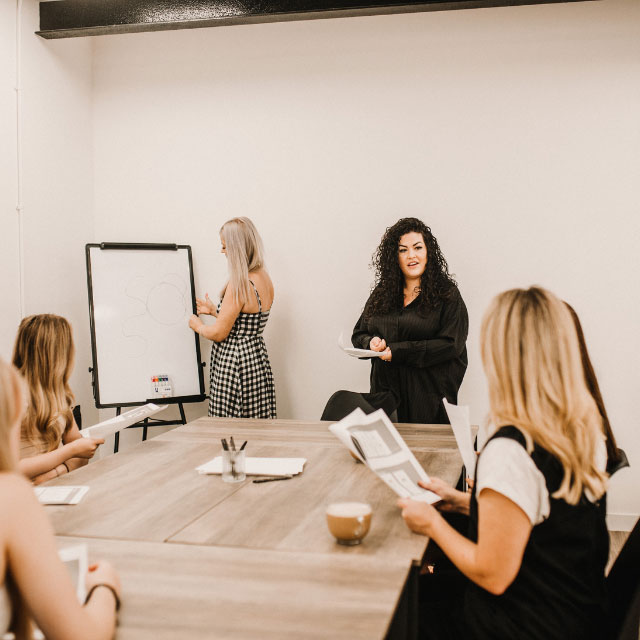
[35,485,89,505]
[338,332,385,359]
[58,544,88,601]
[442,398,476,476]
[329,408,439,504]
[30,544,89,640]
[196,457,307,477]
[81,403,168,439]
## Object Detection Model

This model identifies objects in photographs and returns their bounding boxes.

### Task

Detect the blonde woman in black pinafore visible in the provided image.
[189,217,276,418]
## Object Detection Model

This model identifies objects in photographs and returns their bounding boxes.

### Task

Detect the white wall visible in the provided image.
[0,1,97,425]
[0,2,21,358]
[90,0,640,524]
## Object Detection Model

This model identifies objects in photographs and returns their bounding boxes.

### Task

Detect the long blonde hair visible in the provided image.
[220,217,266,307]
[481,287,608,504]
[0,359,24,472]
[0,359,31,640]
[12,314,75,452]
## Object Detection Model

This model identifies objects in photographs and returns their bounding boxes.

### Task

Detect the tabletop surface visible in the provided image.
[46,418,464,559]
[46,417,467,638]
[56,536,411,640]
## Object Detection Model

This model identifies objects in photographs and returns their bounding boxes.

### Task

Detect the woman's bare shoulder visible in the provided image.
[0,471,33,497]
[248,270,274,307]
[0,472,35,520]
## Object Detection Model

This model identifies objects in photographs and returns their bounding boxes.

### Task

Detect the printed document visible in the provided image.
[329,408,439,503]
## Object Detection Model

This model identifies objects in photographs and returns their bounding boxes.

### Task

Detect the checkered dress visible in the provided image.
[208,282,276,418]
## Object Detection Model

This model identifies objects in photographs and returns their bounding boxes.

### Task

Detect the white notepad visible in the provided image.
[196,457,306,477]
[34,485,89,505]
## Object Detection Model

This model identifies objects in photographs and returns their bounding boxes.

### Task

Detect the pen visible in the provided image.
[253,475,293,483]
[221,438,229,451]
[350,435,367,462]
[239,441,248,451]
[230,436,236,451]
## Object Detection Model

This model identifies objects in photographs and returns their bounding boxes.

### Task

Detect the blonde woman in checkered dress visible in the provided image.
[189,217,276,418]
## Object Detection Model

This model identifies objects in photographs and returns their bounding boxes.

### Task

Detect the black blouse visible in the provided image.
[351,286,468,424]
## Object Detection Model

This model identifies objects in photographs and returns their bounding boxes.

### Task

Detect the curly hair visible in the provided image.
[364,218,457,319]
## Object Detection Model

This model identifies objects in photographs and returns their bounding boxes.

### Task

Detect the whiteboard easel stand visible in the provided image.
[113,401,187,453]
[86,242,207,453]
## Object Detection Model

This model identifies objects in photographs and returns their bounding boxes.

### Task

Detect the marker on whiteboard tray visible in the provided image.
[150,374,173,399]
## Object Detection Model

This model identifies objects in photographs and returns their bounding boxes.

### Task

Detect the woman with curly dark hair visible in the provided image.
[351,218,468,423]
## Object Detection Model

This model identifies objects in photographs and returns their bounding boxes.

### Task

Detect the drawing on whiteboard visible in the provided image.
[121,273,190,357]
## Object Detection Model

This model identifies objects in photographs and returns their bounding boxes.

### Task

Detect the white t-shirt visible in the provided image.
[475,434,607,526]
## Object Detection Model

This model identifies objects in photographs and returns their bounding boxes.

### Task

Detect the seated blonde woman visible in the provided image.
[0,358,120,640]
[12,315,103,484]
[399,287,609,640]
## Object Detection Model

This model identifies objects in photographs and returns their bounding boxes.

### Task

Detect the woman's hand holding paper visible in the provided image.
[397,497,441,537]
[418,477,471,515]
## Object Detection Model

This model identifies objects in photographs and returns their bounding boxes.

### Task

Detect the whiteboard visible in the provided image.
[86,244,205,407]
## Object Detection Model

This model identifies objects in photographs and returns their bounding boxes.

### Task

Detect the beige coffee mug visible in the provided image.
[326,502,372,546]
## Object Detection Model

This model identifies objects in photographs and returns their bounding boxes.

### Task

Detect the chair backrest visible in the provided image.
[607,448,630,478]
[72,404,82,430]
[320,390,397,422]
[606,517,640,640]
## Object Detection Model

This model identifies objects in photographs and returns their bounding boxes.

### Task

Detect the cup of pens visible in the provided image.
[221,438,246,483]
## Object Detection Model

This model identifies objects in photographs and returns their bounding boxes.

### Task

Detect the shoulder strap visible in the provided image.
[485,426,565,496]
[248,280,262,312]
[486,425,527,449]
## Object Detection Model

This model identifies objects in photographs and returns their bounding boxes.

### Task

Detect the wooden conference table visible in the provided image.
[45,417,465,639]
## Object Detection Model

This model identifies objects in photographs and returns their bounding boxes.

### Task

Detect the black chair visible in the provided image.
[607,447,630,477]
[606,517,640,640]
[320,389,398,422]
[72,404,82,430]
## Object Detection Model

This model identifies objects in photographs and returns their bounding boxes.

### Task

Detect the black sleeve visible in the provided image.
[351,309,373,351]
[388,290,468,368]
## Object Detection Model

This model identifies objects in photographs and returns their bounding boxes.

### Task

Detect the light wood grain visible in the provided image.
[156,416,470,451]
[45,438,245,541]
[46,419,464,562]
[57,536,410,640]
[43,418,469,639]
[169,441,462,563]
[608,530,630,574]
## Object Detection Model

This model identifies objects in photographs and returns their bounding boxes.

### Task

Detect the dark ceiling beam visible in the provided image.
[38,0,595,39]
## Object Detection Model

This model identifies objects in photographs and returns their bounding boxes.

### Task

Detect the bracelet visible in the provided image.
[84,583,121,612]
[62,462,70,473]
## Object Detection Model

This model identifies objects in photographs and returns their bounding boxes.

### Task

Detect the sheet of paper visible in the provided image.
[26,545,89,640]
[58,544,88,601]
[196,457,307,477]
[34,485,90,505]
[81,403,168,439]
[443,398,476,475]
[338,332,384,359]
